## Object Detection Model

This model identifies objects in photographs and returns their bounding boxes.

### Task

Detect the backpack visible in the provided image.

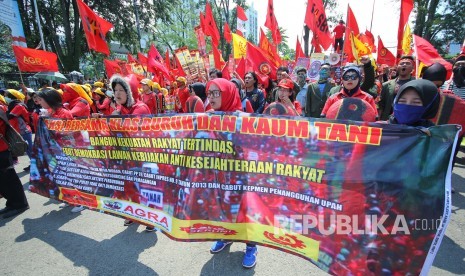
[0,109,28,157]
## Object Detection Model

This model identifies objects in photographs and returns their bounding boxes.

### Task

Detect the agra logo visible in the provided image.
[263,231,306,249]
[180,223,237,235]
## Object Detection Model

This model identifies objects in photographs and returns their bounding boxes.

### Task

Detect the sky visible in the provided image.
[248,0,407,52]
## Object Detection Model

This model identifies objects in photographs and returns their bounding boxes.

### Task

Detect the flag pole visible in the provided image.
[341,4,349,64]
[370,0,376,32]
[33,0,46,50]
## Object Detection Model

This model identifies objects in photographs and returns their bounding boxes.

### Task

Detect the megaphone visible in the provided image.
[329,53,341,65]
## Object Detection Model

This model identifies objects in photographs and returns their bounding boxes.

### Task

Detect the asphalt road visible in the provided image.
[1,153,464,275]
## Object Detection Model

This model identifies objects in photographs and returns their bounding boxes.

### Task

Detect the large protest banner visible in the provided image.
[30,113,459,275]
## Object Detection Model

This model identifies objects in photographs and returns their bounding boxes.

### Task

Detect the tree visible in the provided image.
[413,0,465,55]
[151,0,200,52]
[16,0,178,72]
[0,24,17,74]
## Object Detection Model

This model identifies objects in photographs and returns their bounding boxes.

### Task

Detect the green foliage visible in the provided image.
[0,24,17,74]
[413,0,465,55]
[17,0,178,72]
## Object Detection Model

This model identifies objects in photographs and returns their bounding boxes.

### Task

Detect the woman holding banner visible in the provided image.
[205,78,258,268]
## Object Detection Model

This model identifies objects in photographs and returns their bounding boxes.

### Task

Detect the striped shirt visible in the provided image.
[442,80,465,100]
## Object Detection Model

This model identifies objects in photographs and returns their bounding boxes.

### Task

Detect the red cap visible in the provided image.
[278,79,294,90]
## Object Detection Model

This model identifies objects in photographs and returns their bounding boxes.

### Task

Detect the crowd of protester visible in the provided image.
[1,52,464,270]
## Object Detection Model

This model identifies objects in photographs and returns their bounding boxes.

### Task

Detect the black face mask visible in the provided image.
[453,67,465,88]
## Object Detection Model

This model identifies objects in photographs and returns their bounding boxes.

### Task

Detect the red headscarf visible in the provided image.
[206,78,242,112]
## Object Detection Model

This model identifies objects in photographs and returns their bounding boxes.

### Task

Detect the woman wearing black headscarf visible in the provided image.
[389,79,440,127]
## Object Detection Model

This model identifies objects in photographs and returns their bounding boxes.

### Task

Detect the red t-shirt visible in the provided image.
[141,92,157,114]
[185,95,205,113]
[176,86,190,113]
[333,24,346,39]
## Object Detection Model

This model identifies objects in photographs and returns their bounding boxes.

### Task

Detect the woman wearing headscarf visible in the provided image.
[321,64,377,119]
[110,75,150,115]
[60,83,92,117]
[5,89,32,170]
[205,78,257,268]
[389,79,440,127]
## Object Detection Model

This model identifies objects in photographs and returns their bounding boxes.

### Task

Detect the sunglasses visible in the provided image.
[206,90,221,98]
[342,74,359,81]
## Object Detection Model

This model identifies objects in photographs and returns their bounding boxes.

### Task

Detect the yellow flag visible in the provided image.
[232,33,247,59]
[402,24,412,55]
[353,34,371,58]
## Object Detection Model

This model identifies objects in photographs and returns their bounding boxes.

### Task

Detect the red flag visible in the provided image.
[127,53,138,64]
[396,0,414,59]
[236,29,244,37]
[236,5,248,21]
[377,36,396,66]
[224,22,232,43]
[174,54,187,77]
[221,62,231,80]
[304,0,333,50]
[104,59,123,77]
[165,49,171,72]
[295,36,305,62]
[148,58,171,80]
[12,46,59,72]
[311,36,323,53]
[264,0,282,45]
[204,2,220,47]
[343,5,360,62]
[246,41,277,80]
[199,11,206,33]
[76,0,113,55]
[364,30,376,53]
[258,28,281,67]
[137,52,148,66]
[148,44,164,63]
[212,47,224,69]
[235,58,246,78]
[148,45,170,79]
[414,35,453,78]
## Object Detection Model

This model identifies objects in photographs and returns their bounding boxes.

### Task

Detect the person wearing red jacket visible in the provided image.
[321,65,378,119]
[60,83,92,118]
[110,75,151,115]
[5,89,32,170]
[140,79,158,114]
[175,77,189,113]
[0,108,29,219]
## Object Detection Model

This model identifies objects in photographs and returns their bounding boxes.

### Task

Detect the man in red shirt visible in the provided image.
[175,77,189,113]
[333,20,346,53]
[140,79,158,114]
